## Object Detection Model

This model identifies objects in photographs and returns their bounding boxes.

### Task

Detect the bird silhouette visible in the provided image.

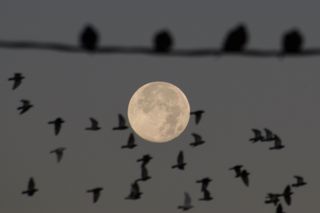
[263,128,275,142]
[22,177,38,196]
[229,165,243,177]
[282,29,304,54]
[199,188,213,201]
[87,187,103,203]
[8,73,25,90]
[190,110,205,125]
[280,185,293,206]
[172,151,186,170]
[269,135,284,150]
[113,114,128,130]
[249,129,264,143]
[153,30,174,53]
[125,181,142,200]
[48,117,65,135]
[50,147,66,163]
[178,192,193,211]
[137,154,153,167]
[85,117,101,131]
[196,177,212,192]
[17,99,33,115]
[222,24,248,52]
[239,169,250,187]
[190,133,205,147]
[121,133,137,149]
[292,176,307,187]
[265,193,281,206]
[136,165,151,182]
[79,25,99,52]
[276,204,285,213]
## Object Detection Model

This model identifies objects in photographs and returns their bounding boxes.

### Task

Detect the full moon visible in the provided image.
[128,81,190,143]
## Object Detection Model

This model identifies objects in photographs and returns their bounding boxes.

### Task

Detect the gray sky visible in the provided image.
[1,0,319,212]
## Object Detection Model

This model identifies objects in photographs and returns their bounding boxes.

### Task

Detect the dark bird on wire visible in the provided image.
[196,177,212,192]
[269,135,284,150]
[280,185,293,206]
[22,177,38,196]
[265,193,281,206]
[50,147,66,163]
[190,133,205,147]
[48,117,65,136]
[190,110,205,125]
[8,73,25,90]
[87,187,103,203]
[239,169,250,187]
[136,165,151,182]
[121,133,137,149]
[282,29,304,54]
[79,25,99,52]
[113,114,128,130]
[153,30,174,53]
[85,117,101,131]
[178,192,193,211]
[276,204,285,213]
[249,129,264,143]
[126,181,142,200]
[229,165,243,177]
[292,176,307,188]
[262,128,275,142]
[17,99,33,115]
[137,154,153,167]
[172,151,186,170]
[199,188,213,201]
[222,24,248,52]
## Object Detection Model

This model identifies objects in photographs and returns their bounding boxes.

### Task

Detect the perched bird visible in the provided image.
[282,29,304,54]
[137,154,153,167]
[292,176,307,188]
[79,25,99,52]
[190,133,205,147]
[125,181,142,200]
[172,151,186,170]
[22,177,38,196]
[222,24,248,52]
[121,133,137,149]
[265,193,281,206]
[239,170,250,187]
[196,177,212,192]
[190,110,205,125]
[229,165,243,177]
[280,185,293,206]
[113,114,128,130]
[276,204,285,213]
[48,117,65,136]
[85,117,101,131]
[8,73,25,90]
[50,147,66,163]
[136,165,151,182]
[263,128,275,142]
[249,129,264,143]
[87,187,103,203]
[199,188,213,201]
[153,30,174,53]
[269,135,284,150]
[178,192,193,211]
[17,99,33,115]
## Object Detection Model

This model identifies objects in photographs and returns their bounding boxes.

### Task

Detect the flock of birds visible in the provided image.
[8,74,307,213]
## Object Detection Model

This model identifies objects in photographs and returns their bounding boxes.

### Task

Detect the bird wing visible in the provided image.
[93,191,100,203]
[90,117,98,126]
[185,192,191,205]
[29,178,35,189]
[252,129,262,137]
[276,204,283,213]
[119,114,126,126]
[283,186,292,205]
[178,151,184,164]
[128,133,135,146]
[141,166,149,178]
[56,150,63,162]
[133,182,140,194]
[195,113,202,124]
[241,172,249,186]
[294,176,303,182]
[192,133,202,142]
[264,128,274,139]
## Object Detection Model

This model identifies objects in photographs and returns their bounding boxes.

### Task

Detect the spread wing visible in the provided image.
[118,114,126,126]
[29,178,35,189]
[177,151,184,164]
[184,192,191,205]
[192,133,202,142]
[252,129,262,138]
[128,133,135,146]
[241,172,249,186]
[90,117,99,126]
[276,204,283,213]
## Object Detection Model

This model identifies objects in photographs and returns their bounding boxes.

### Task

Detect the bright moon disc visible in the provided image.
[128,81,190,143]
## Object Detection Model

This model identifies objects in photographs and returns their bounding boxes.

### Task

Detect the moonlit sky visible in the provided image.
[1,0,319,212]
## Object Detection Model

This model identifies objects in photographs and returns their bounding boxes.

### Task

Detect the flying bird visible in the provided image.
[87,187,103,203]
[121,133,137,149]
[153,30,174,53]
[125,181,142,200]
[172,151,186,170]
[265,193,281,206]
[263,128,275,142]
[222,24,248,52]
[137,154,153,167]
[22,177,38,196]
[136,165,151,182]
[196,177,212,192]
[229,165,243,177]
[178,192,193,211]
[276,204,285,213]
[79,25,99,51]
[269,135,284,150]
[85,117,101,131]
[249,129,264,143]
[17,99,33,115]
[190,133,205,147]
[8,73,25,90]
[282,29,304,54]
[50,147,66,163]
[239,169,250,187]
[280,185,293,206]
[292,176,307,187]
[199,188,213,201]
[48,117,65,135]
[113,114,128,130]
[190,110,205,125]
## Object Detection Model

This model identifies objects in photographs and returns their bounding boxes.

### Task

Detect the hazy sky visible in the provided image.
[1,0,319,212]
